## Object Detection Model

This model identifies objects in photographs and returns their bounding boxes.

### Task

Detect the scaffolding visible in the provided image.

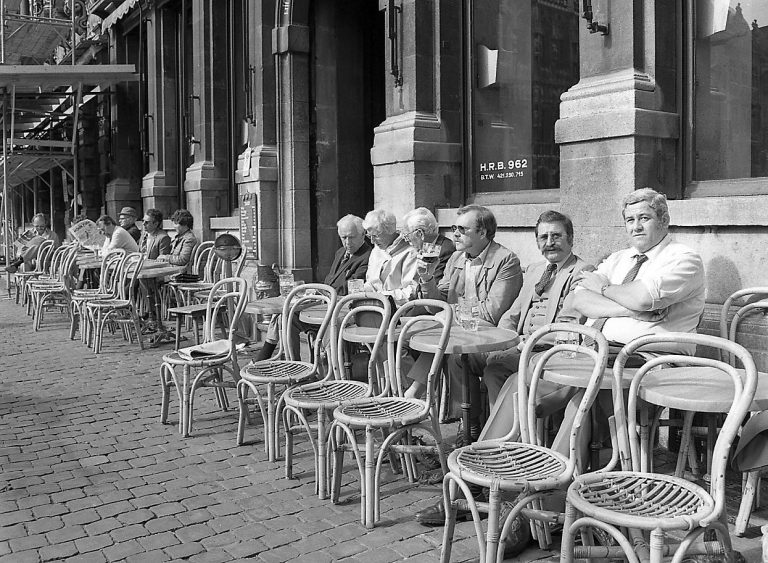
[0,0,137,264]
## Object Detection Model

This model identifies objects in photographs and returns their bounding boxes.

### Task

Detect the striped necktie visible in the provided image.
[534,263,557,296]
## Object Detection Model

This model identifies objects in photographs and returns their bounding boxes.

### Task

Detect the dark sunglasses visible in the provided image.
[450,224,473,235]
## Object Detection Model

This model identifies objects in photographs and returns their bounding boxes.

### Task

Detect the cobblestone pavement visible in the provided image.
[0,293,764,562]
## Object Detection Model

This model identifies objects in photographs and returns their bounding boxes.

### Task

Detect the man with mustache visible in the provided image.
[415,210,592,527]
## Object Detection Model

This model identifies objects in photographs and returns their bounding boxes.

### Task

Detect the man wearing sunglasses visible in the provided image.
[401,207,455,283]
[404,204,523,399]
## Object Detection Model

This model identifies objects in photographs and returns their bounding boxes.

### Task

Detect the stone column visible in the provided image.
[185,0,230,242]
[235,0,279,265]
[371,0,463,220]
[105,29,143,219]
[272,3,312,280]
[555,0,679,264]
[141,4,180,218]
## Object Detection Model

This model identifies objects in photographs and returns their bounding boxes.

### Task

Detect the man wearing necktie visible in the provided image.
[323,214,372,295]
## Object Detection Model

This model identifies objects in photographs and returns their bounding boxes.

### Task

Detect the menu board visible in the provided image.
[239,192,258,256]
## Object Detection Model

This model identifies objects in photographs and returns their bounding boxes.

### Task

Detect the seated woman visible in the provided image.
[157,209,198,271]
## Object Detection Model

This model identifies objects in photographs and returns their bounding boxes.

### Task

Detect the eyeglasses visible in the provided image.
[450,224,474,235]
[401,228,423,242]
[365,231,382,241]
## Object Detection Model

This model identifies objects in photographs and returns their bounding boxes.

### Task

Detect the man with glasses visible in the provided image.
[401,207,455,284]
[362,208,418,306]
[138,208,171,259]
[404,204,523,397]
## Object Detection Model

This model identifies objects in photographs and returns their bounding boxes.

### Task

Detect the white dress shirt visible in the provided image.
[587,236,705,354]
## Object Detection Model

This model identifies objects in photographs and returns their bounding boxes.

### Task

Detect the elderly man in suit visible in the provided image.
[324,214,373,295]
[400,207,455,284]
[404,204,523,399]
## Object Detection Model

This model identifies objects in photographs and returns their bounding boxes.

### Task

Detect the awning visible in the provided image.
[100,0,139,33]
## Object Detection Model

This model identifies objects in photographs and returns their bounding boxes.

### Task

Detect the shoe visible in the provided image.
[498,502,532,558]
[415,500,470,526]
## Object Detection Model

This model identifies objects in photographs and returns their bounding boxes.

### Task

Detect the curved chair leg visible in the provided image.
[559,500,578,563]
[160,363,175,425]
[735,470,759,536]
[440,477,459,563]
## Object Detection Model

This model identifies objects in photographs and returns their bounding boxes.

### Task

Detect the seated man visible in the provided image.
[253,214,373,362]
[157,209,198,271]
[138,208,171,259]
[405,204,523,399]
[118,206,142,242]
[400,207,455,284]
[363,208,418,306]
[556,187,705,464]
[5,213,61,273]
[98,215,139,254]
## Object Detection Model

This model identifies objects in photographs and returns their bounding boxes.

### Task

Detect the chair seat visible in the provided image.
[333,397,425,427]
[283,380,369,409]
[73,289,107,298]
[88,299,131,308]
[176,282,214,292]
[240,360,315,385]
[568,470,713,531]
[162,350,230,367]
[15,271,42,279]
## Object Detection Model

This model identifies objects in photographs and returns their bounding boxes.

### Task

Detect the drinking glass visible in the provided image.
[457,296,480,331]
[347,278,365,294]
[555,330,579,359]
[419,241,440,264]
[278,273,295,296]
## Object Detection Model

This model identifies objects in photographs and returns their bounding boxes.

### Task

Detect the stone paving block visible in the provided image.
[145,515,183,534]
[84,518,121,536]
[64,553,108,563]
[75,533,114,553]
[188,548,234,563]
[0,523,26,542]
[124,549,171,562]
[255,544,301,563]
[109,523,150,542]
[103,538,144,561]
[175,523,214,543]
[176,508,213,526]
[0,549,40,563]
[163,540,206,560]
[200,531,239,549]
[9,532,48,552]
[116,508,155,525]
[137,530,180,551]
[46,524,86,544]
[39,539,78,561]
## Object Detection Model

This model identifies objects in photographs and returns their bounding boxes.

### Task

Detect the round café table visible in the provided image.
[408,323,519,444]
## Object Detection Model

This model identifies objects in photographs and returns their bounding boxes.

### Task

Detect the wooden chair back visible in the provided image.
[191,241,214,279]
[616,332,757,522]
[116,252,145,301]
[387,299,452,406]
[718,287,768,367]
[202,276,249,347]
[33,239,55,273]
[517,323,609,471]
[280,283,338,368]
[328,292,391,385]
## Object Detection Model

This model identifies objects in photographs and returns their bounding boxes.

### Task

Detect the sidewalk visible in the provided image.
[0,293,763,562]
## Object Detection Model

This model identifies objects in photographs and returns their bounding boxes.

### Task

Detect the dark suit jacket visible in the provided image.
[139,230,172,260]
[125,224,141,242]
[498,253,593,338]
[421,240,523,325]
[433,234,456,284]
[324,240,373,296]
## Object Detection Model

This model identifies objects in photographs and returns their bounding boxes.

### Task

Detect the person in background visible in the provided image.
[400,207,455,284]
[158,209,198,271]
[118,206,142,242]
[139,208,171,260]
[98,215,139,254]
[363,208,418,306]
[4,213,61,273]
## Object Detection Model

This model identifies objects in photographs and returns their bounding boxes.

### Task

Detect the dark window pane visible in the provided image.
[694,1,768,180]
[470,0,580,193]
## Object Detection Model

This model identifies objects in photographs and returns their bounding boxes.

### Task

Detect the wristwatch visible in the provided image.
[600,283,611,296]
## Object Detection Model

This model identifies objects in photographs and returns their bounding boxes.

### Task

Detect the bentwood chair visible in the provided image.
[328,299,453,529]
[560,333,757,563]
[281,293,391,499]
[85,252,145,354]
[718,288,768,536]
[14,238,54,305]
[236,283,337,461]
[159,277,249,437]
[440,323,609,563]
[28,244,79,331]
[69,250,126,342]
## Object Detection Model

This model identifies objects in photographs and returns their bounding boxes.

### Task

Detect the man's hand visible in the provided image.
[416,256,437,278]
[575,271,610,294]
[633,307,669,322]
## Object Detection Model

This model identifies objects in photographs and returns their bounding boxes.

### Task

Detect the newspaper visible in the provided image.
[68,219,106,249]
[177,340,232,361]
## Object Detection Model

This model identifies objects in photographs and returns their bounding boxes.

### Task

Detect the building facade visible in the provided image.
[73,0,766,355]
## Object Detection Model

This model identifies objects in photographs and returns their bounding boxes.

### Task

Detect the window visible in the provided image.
[465,0,580,194]
[690,0,768,183]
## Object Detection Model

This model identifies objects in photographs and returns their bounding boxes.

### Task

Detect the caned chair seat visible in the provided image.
[449,442,568,486]
[568,471,711,531]
[88,298,131,309]
[241,359,316,386]
[333,397,425,428]
[283,380,369,410]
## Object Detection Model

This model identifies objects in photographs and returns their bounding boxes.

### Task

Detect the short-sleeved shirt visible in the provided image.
[587,236,705,354]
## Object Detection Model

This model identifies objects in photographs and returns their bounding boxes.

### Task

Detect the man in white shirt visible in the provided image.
[98,215,139,254]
